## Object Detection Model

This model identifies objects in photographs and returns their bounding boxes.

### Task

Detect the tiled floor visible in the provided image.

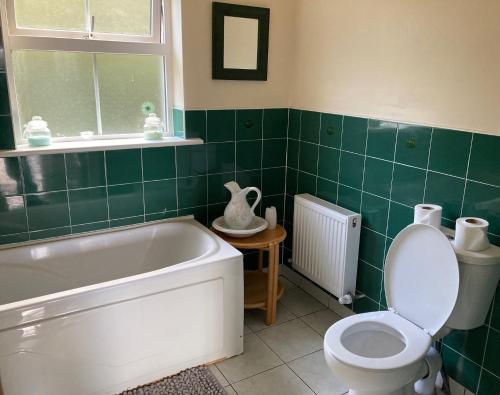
[211,275,450,395]
[212,276,346,395]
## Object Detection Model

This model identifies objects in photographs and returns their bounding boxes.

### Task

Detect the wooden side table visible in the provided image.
[212,225,287,325]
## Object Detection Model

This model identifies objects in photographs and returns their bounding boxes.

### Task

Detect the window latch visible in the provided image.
[84,16,95,40]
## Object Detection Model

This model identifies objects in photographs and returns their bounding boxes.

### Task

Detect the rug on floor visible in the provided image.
[117,366,226,395]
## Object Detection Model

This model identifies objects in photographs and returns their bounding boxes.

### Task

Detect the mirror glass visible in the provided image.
[223,16,258,70]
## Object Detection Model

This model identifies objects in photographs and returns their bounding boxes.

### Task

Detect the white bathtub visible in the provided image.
[0,217,244,395]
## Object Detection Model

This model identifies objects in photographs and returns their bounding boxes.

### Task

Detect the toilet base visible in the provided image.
[347,383,415,395]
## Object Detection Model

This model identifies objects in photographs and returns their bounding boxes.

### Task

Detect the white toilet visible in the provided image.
[324,223,500,395]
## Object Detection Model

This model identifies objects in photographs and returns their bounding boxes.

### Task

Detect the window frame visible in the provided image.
[0,0,173,147]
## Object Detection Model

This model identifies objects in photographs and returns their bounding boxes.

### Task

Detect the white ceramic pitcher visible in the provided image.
[224,181,262,230]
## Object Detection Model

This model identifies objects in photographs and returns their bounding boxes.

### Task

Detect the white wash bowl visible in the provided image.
[0,218,244,395]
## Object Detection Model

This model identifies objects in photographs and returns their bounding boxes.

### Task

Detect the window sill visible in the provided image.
[0,137,204,157]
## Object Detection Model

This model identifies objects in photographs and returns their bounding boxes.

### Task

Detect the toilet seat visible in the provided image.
[324,311,431,371]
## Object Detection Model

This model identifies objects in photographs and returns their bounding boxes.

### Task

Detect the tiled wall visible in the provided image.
[283,109,500,394]
[0,108,288,245]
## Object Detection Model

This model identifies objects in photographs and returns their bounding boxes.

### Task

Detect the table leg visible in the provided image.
[258,249,264,271]
[266,242,280,325]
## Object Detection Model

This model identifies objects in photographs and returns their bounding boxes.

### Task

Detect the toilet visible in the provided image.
[324,223,500,395]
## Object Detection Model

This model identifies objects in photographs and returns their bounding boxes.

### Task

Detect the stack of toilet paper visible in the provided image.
[414,204,490,251]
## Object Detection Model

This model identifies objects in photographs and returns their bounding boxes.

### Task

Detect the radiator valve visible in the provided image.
[338,293,353,305]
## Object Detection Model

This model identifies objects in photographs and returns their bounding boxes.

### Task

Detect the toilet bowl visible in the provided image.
[324,224,460,395]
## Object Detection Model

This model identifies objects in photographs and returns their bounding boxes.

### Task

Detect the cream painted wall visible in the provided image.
[290,0,500,135]
[180,0,295,110]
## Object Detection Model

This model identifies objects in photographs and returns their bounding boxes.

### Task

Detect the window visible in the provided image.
[1,0,170,145]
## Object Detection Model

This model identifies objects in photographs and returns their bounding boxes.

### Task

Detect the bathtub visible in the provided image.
[0,217,244,395]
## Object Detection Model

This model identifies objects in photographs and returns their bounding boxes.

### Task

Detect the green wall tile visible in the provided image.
[288,109,301,139]
[263,139,286,168]
[30,227,70,240]
[429,128,472,178]
[363,157,393,198]
[22,154,66,193]
[339,152,364,189]
[178,205,207,225]
[468,133,500,186]
[361,193,389,234]
[263,108,288,139]
[185,110,206,140]
[142,147,176,181]
[105,149,142,185]
[490,285,500,330]
[207,110,235,142]
[207,203,226,225]
[444,326,488,365]
[0,232,29,245]
[425,172,465,221]
[0,116,15,150]
[395,124,432,168]
[66,151,105,189]
[262,167,286,196]
[320,113,342,148]
[285,195,294,223]
[0,74,11,115]
[287,139,299,169]
[483,328,500,377]
[337,185,361,212]
[387,202,413,238]
[145,211,177,222]
[176,144,207,177]
[236,109,262,140]
[110,216,143,228]
[478,370,500,395]
[360,227,386,269]
[107,183,144,219]
[297,171,316,195]
[207,142,235,174]
[442,346,481,392]
[316,178,337,204]
[318,146,340,181]
[236,170,261,189]
[342,116,368,154]
[144,179,177,213]
[286,168,298,195]
[236,140,261,171]
[207,173,233,204]
[356,260,382,301]
[462,181,500,235]
[68,187,108,225]
[300,111,320,143]
[26,191,70,231]
[0,157,22,196]
[353,297,378,314]
[391,164,426,206]
[177,175,207,209]
[0,195,27,235]
[366,120,397,161]
[299,141,318,175]
[72,221,109,234]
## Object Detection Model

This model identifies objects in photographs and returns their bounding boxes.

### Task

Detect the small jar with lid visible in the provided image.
[23,116,52,147]
[143,113,164,140]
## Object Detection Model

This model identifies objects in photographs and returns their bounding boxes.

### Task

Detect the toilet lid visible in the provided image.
[384,224,459,335]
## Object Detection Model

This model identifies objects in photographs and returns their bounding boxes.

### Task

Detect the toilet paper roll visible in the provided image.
[454,217,490,251]
[414,204,442,229]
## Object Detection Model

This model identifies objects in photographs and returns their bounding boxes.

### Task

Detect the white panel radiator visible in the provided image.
[292,194,361,298]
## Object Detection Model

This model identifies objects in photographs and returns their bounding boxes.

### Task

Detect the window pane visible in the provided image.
[12,51,97,138]
[96,53,164,134]
[89,0,152,36]
[14,0,86,31]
